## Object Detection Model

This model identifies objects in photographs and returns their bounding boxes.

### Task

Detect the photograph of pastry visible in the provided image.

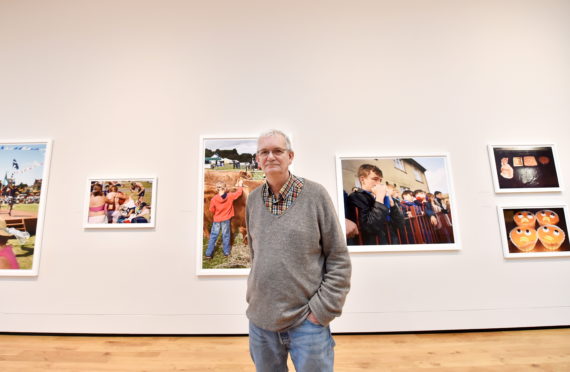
[509,226,538,252]
[498,205,570,258]
[488,145,562,193]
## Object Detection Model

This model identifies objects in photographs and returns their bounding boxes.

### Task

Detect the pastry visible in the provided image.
[536,210,559,226]
[523,156,537,166]
[509,227,538,252]
[513,211,536,229]
[538,156,550,165]
[537,225,566,250]
[499,157,514,179]
[513,157,523,167]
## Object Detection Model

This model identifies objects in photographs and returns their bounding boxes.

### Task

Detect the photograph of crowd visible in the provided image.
[198,137,265,274]
[85,178,156,228]
[489,144,562,192]
[0,141,51,275]
[337,155,458,252]
[498,206,570,258]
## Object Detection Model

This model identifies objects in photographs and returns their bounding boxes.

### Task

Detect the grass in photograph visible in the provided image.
[0,203,39,214]
[9,235,36,270]
[11,204,40,213]
[202,234,251,270]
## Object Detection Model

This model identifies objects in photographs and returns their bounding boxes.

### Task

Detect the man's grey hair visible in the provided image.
[257,130,292,151]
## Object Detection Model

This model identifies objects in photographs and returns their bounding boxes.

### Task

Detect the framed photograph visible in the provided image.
[83,177,157,229]
[0,140,52,276]
[197,136,265,275]
[336,154,460,252]
[497,205,570,258]
[488,144,562,193]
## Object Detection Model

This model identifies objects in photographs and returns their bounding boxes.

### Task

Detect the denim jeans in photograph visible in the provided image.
[249,319,335,372]
[205,219,231,257]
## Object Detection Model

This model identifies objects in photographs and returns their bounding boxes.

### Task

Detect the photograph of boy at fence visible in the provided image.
[201,138,265,270]
[341,157,455,247]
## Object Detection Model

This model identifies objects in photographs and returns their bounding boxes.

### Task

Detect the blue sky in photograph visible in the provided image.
[204,139,257,155]
[413,157,450,194]
[0,143,47,185]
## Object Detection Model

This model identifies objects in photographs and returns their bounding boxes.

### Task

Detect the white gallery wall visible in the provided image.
[1,0,569,334]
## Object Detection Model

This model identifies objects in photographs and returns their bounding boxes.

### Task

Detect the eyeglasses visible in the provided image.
[257,148,288,158]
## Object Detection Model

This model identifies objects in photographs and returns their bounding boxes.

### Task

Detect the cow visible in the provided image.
[204,170,253,185]
[203,170,264,247]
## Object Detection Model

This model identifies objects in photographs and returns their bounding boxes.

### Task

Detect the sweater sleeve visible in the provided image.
[390,201,405,228]
[209,196,216,214]
[348,192,389,235]
[308,185,352,326]
[228,187,243,201]
[424,201,435,217]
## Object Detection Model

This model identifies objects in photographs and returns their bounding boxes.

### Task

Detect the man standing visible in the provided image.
[246,130,351,372]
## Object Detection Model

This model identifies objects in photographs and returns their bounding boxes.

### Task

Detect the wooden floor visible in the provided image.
[0,328,569,371]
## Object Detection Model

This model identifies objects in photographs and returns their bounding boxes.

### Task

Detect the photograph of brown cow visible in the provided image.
[199,138,265,272]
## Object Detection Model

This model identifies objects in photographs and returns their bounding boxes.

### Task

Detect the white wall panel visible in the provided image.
[0,0,569,333]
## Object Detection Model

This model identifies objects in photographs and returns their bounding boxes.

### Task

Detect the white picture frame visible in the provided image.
[497,204,570,258]
[488,144,563,193]
[196,135,265,276]
[335,153,461,253]
[83,177,158,229]
[0,139,52,276]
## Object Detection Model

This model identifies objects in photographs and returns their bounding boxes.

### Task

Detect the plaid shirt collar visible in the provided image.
[262,172,304,215]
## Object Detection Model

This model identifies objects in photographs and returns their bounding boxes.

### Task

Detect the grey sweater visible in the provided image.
[246,178,352,331]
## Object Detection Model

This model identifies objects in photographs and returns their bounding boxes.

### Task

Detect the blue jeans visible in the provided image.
[249,319,335,372]
[206,220,231,257]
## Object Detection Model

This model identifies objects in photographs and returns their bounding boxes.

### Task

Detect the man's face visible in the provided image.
[256,134,294,177]
[359,172,382,192]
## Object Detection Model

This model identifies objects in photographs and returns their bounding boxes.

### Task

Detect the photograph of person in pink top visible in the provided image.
[0,219,20,270]
[84,178,156,228]
[0,141,50,275]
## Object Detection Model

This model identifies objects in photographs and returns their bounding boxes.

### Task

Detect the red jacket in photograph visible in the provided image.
[209,187,243,222]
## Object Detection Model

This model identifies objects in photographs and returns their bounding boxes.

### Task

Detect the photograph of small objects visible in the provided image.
[488,145,562,193]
